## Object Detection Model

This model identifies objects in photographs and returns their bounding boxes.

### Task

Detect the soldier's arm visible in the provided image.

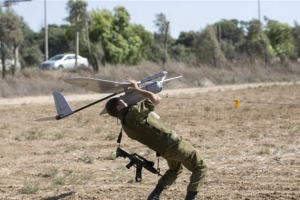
[126,78,161,106]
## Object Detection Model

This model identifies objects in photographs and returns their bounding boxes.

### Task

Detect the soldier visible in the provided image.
[105,78,208,200]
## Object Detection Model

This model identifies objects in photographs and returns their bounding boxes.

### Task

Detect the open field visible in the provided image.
[0,82,300,200]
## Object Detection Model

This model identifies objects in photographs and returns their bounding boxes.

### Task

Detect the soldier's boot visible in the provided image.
[147,185,164,200]
[184,191,198,200]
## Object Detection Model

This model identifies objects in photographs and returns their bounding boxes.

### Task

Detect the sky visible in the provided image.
[7,0,300,38]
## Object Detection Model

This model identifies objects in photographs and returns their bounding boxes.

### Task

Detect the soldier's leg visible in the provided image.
[179,140,208,193]
[182,150,207,200]
[148,160,183,200]
[157,159,183,189]
[147,185,163,200]
[166,139,207,197]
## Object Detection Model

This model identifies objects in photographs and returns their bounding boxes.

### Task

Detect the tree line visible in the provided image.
[1,0,300,78]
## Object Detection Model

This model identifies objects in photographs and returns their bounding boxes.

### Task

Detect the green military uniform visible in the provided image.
[118,99,208,193]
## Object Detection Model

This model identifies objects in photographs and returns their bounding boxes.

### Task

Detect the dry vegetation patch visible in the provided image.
[1,62,300,98]
[0,82,300,199]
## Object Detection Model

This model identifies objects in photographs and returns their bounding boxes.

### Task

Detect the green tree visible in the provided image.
[213,19,245,60]
[214,19,244,44]
[148,43,165,63]
[193,25,226,67]
[66,0,89,67]
[151,13,170,67]
[89,6,152,66]
[172,31,197,63]
[291,22,300,58]
[122,24,152,64]
[265,20,295,60]
[88,40,104,72]
[169,44,187,62]
[0,8,9,78]
[19,22,43,67]
[88,8,113,70]
[39,24,72,58]
[112,6,130,33]
[0,9,23,78]
[176,31,197,48]
[240,19,274,65]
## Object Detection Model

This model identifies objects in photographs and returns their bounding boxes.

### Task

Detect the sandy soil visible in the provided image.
[0,82,299,200]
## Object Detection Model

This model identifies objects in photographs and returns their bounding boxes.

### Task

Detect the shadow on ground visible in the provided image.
[42,192,75,200]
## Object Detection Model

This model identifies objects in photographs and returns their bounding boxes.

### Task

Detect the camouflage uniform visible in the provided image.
[118,99,208,193]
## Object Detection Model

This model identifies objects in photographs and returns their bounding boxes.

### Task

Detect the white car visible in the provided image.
[40,54,89,70]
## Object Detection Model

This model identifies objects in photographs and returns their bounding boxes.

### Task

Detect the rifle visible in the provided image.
[116,147,161,182]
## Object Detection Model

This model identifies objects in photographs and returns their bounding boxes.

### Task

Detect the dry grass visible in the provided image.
[1,61,300,98]
[0,81,300,199]
[1,61,300,199]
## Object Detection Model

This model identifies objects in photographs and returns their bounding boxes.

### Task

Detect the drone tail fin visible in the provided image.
[53,91,74,118]
[36,92,74,121]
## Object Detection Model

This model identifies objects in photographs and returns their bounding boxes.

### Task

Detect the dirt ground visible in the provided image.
[0,82,299,200]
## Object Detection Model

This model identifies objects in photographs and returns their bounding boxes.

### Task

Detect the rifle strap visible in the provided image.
[156,154,160,174]
[117,107,130,147]
[117,128,123,146]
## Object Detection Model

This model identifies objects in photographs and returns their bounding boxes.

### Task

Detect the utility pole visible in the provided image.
[163,21,169,70]
[258,0,261,22]
[44,0,48,60]
[75,0,79,68]
[75,14,79,67]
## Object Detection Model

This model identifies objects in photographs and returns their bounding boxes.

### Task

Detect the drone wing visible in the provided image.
[64,72,169,94]
[36,71,180,121]
[64,77,131,94]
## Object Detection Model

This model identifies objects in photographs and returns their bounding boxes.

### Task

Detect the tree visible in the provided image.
[122,24,152,64]
[39,24,72,58]
[214,19,244,44]
[0,8,7,77]
[239,19,274,65]
[169,44,187,63]
[171,31,197,63]
[193,25,226,67]
[152,13,170,67]
[0,8,23,78]
[66,0,89,68]
[19,21,43,67]
[113,6,130,33]
[176,31,197,48]
[265,19,295,60]
[88,8,113,70]
[213,19,245,61]
[89,6,152,66]
[291,22,300,58]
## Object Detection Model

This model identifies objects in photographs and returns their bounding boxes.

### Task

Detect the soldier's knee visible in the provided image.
[169,167,183,176]
[200,159,208,176]
[192,151,206,167]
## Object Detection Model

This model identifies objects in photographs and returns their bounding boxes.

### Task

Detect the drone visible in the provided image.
[36,71,182,121]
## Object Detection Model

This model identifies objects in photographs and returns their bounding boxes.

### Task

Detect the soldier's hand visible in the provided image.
[126,78,139,91]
